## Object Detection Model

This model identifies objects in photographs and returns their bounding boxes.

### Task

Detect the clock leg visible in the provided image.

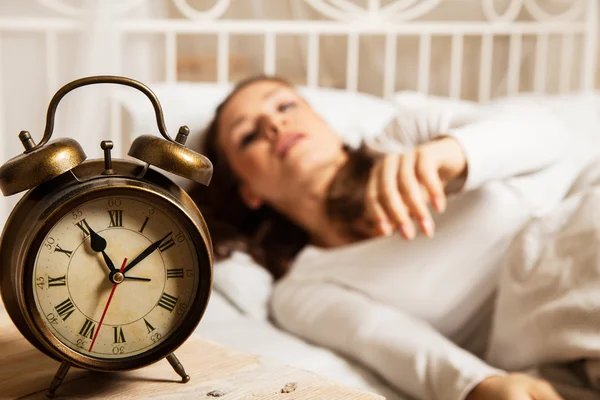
[46,360,71,398]
[166,353,190,383]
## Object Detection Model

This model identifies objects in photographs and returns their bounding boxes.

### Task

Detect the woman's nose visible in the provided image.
[258,115,285,141]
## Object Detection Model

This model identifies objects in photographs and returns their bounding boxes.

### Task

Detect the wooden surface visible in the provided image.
[0,310,385,400]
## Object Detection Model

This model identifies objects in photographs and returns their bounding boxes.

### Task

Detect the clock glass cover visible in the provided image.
[31,194,199,359]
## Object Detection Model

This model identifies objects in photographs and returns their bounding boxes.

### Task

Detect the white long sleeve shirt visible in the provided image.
[270,100,593,400]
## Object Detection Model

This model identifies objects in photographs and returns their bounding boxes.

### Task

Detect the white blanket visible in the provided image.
[487,160,600,393]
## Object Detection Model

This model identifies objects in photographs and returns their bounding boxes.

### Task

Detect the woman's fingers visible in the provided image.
[397,152,435,237]
[378,155,416,239]
[415,150,447,213]
[366,150,447,239]
[366,161,392,236]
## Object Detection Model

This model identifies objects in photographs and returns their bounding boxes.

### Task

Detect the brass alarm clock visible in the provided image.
[0,76,213,397]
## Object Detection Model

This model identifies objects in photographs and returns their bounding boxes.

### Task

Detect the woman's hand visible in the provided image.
[365,136,467,239]
[466,373,563,400]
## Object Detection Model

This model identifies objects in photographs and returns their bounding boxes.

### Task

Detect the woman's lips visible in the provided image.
[276,133,305,158]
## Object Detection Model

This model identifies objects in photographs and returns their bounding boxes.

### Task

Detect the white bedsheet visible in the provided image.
[193,291,409,400]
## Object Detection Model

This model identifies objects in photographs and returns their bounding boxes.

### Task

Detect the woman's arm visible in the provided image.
[270,279,506,400]
[445,100,571,192]
[362,101,572,238]
[365,100,572,192]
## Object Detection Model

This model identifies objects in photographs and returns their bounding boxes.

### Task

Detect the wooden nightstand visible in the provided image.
[0,310,384,399]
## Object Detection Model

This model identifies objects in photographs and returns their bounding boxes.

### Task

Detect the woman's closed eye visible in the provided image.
[239,130,258,148]
[278,102,296,112]
[238,102,296,148]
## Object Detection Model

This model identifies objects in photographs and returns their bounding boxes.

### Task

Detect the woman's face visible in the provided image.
[217,80,346,209]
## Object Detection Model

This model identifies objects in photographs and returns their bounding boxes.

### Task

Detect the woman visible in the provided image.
[190,75,592,400]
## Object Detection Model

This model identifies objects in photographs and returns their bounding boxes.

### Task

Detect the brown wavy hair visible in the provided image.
[188,75,376,279]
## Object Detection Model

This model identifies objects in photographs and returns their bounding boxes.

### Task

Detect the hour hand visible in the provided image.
[101,251,116,272]
[85,220,116,272]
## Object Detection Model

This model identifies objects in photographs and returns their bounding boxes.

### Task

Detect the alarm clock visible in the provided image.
[0,76,213,397]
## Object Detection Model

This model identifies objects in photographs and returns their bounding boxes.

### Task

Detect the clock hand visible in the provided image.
[85,220,107,252]
[101,251,117,272]
[89,258,127,352]
[123,276,151,282]
[122,231,172,275]
[84,220,116,272]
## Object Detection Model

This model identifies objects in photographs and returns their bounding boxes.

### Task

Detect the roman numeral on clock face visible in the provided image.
[143,318,156,333]
[158,234,175,253]
[75,219,90,238]
[55,298,75,321]
[108,210,123,227]
[167,269,184,279]
[157,292,178,312]
[48,275,66,287]
[79,318,96,339]
[54,244,73,258]
[113,327,126,343]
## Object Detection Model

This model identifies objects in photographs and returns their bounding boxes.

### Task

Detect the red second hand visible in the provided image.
[89,258,127,352]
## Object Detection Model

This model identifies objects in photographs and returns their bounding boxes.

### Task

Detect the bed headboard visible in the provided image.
[0,0,598,228]
[164,0,599,101]
[1,1,598,97]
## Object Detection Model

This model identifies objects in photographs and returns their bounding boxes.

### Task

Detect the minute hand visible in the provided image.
[122,232,172,274]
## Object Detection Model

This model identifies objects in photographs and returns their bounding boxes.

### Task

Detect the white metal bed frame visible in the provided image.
[0,0,598,227]
[0,1,597,99]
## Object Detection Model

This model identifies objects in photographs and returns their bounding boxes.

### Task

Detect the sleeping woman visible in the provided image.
[189,75,600,400]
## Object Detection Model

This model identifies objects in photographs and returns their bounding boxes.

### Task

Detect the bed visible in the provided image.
[0,1,599,399]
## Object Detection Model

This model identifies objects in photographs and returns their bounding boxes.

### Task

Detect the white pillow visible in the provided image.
[115,81,397,151]
[392,90,479,117]
[212,251,273,320]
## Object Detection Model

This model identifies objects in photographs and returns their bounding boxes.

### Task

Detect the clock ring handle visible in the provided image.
[28,75,175,153]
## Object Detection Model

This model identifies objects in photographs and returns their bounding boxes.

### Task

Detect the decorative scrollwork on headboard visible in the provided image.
[303,0,443,22]
[523,0,585,21]
[172,0,231,21]
[35,0,589,23]
[36,0,148,16]
[482,0,585,22]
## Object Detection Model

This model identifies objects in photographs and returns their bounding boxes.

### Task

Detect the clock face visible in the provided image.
[31,194,199,360]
